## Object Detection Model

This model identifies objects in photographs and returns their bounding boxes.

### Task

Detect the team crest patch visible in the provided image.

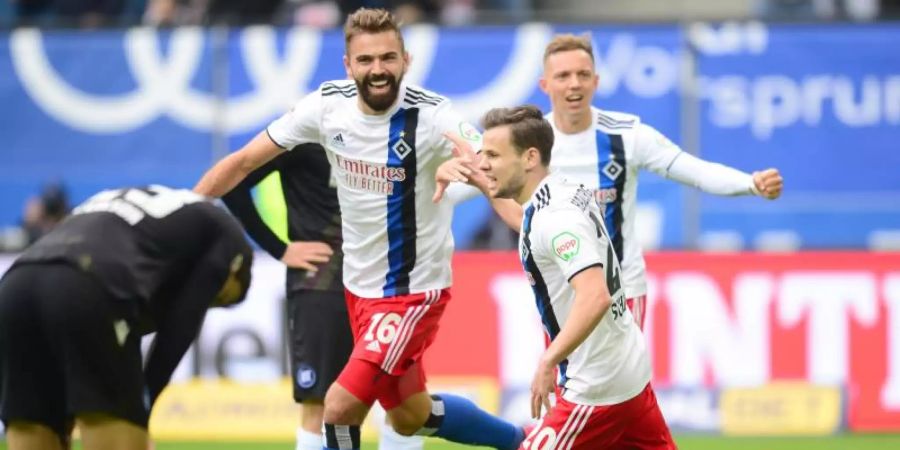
[458,122,482,141]
[392,138,413,159]
[603,159,623,180]
[296,363,317,389]
[552,232,580,261]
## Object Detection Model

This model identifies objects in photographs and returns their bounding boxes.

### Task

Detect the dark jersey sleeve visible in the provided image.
[143,213,253,405]
[222,155,288,260]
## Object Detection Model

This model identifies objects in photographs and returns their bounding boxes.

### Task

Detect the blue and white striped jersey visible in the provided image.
[519,176,650,405]
[547,107,756,298]
[267,80,481,298]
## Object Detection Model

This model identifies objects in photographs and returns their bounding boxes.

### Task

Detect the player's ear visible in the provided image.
[539,76,549,94]
[343,54,352,78]
[525,147,540,169]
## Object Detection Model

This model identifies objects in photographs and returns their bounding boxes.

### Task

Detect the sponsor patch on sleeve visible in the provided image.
[551,232,581,261]
[459,122,482,141]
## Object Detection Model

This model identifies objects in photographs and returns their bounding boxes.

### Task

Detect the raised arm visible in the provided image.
[194,131,285,198]
[635,123,783,199]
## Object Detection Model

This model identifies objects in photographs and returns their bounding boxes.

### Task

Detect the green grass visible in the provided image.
[3,435,900,449]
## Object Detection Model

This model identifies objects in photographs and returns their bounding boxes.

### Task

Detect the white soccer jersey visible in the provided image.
[519,176,650,405]
[547,107,756,298]
[267,80,482,298]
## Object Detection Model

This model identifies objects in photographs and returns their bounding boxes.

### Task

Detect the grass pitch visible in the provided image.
[4,434,900,449]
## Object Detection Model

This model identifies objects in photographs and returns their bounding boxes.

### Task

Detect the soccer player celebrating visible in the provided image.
[539,34,783,327]
[194,8,524,450]
[438,34,785,329]
[0,185,253,450]
[473,105,676,449]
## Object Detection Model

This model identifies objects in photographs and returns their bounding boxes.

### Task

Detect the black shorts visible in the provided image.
[0,264,147,440]
[286,289,353,402]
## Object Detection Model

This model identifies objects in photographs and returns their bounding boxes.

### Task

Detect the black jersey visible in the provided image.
[223,143,343,292]
[13,185,252,308]
[6,185,253,404]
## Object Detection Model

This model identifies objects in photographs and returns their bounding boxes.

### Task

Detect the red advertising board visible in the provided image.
[427,252,900,431]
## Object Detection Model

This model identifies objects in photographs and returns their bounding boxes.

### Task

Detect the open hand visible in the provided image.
[280,241,334,272]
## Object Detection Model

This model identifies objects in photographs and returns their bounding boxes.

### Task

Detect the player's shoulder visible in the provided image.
[318,80,358,99]
[532,179,594,218]
[401,84,448,109]
[594,108,641,133]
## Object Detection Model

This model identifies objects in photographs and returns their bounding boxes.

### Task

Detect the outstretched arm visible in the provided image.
[636,123,783,199]
[667,152,783,199]
[194,131,285,198]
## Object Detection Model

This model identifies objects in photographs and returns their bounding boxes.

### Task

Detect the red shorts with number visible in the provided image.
[627,295,647,330]
[336,289,449,409]
[520,384,676,450]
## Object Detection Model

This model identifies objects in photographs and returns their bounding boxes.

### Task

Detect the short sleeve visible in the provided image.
[534,207,607,282]
[432,100,483,159]
[266,89,323,150]
[632,123,684,177]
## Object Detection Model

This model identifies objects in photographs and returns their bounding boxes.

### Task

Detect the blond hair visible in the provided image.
[543,33,594,65]
[343,8,405,52]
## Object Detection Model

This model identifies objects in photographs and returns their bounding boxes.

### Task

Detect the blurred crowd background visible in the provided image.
[2,0,900,29]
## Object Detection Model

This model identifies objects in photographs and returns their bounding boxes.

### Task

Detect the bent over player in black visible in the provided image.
[222,144,370,450]
[0,185,253,450]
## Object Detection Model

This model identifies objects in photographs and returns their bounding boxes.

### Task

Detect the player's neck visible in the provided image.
[518,168,550,204]
[552,109,592,134]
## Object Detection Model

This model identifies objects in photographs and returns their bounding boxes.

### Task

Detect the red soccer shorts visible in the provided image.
[337,289,449,409]
[520,384,676,450]
[627,295,647,330]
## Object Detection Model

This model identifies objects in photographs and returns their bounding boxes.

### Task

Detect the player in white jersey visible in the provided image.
[472,105,675,449]
[540,34,783,328]
[194,8,525,450]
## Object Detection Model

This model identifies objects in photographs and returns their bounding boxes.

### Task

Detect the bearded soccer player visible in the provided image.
[476,105,676,449]
[194,8,524,450]
[0,185,253,450]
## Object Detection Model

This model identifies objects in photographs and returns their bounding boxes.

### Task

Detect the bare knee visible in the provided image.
[7,421,65,450]
[323,383,369,425]
[388,407,429,435]
[390,420,423,437]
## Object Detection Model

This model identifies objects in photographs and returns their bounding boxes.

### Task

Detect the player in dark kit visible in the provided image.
[0,185,253,450]
[222,143,359,450]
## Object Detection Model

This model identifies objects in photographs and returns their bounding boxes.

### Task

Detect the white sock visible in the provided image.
[296,427,323,450]
[378,421,425,450]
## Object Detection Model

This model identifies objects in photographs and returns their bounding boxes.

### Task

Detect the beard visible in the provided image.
[492,173,526,200]
[355,72,402,112]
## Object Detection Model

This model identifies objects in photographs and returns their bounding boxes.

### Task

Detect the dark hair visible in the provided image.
[344,8,405,52]
[543,33,594,65]
[481,105,554,166]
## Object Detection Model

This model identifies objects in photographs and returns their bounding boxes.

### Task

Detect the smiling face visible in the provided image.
[540,48,599,132]
[344,30,409,114]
